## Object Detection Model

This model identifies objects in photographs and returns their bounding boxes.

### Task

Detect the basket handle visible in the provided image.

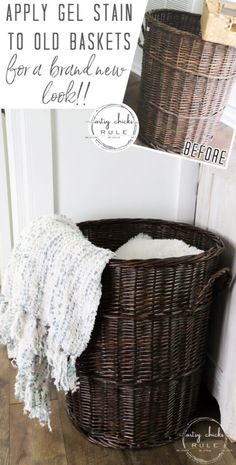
[138,24,146,49]
[227,17,236,30]
[219,2,236,29]
[193,267,231,310]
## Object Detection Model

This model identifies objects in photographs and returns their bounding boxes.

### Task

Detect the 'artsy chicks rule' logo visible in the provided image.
[180,417,229,464]
[89,103,139,151]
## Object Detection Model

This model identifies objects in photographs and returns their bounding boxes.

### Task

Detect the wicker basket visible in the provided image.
[138,10,236,154]
[66,219,230,449]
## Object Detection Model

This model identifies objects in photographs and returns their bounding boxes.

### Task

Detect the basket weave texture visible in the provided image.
[138,10,236,154]
[66,219,227,448]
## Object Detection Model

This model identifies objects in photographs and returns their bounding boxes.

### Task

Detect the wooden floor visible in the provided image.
[1,344,236,465]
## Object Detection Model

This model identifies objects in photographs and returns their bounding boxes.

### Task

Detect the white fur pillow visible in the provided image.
[115,233,203,260]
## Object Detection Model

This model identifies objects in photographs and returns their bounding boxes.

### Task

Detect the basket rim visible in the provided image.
[145,9,203,41]
[78,218,224,268]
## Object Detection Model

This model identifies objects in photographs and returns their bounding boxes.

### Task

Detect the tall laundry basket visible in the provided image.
[66,219,230,449]
[138,10,236,153]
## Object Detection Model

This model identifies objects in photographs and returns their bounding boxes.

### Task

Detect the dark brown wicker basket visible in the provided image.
[138,10,236,154]
[66,219,230,449]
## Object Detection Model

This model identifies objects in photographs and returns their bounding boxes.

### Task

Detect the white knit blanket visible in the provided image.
[0,215,114,430]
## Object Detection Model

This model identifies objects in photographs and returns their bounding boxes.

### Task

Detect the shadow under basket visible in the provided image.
[66,219,230,449]
[138,9,236,154]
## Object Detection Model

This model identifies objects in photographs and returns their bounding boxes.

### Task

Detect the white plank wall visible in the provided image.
[5,110,55,243]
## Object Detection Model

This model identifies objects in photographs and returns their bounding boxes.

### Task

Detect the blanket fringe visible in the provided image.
[0,215,114,430]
